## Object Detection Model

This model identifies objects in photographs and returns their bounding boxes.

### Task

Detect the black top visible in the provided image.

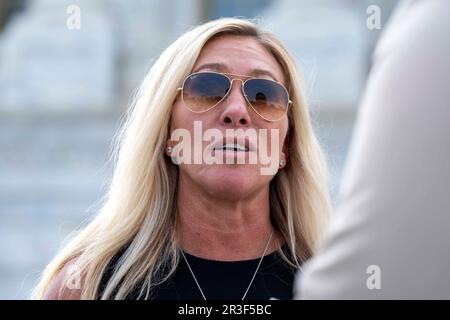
[99,246,298,300]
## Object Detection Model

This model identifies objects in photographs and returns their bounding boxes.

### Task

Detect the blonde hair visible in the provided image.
[32,18,331,300]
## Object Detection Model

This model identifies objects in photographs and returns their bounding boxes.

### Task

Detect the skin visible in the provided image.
[167,35,290,261]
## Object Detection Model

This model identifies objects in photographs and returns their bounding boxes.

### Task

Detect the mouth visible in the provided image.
[214,143,248,152]
[212,136,256,153]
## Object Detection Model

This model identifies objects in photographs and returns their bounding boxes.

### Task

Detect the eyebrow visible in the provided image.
[192,62,281,82]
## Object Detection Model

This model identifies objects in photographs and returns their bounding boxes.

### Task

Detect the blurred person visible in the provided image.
[295,0,450,299]
[32,18,331,300]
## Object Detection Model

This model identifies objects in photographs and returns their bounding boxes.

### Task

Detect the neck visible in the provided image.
[176,173,283,261]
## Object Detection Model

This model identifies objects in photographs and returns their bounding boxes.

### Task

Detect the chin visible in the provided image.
[200,165,266,199]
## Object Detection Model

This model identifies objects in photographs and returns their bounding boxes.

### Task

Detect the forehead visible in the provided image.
[192,35,286,84]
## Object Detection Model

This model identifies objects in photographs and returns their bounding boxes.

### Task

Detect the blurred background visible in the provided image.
[0,0,397,299]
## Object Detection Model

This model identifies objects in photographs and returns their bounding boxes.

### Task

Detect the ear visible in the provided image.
[279,126,291,170]
[279,151,287,170]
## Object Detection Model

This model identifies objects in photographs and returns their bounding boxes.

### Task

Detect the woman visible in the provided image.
[33,17,331,300]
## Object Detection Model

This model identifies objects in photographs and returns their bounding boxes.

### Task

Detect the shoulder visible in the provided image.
[43,259,84,300]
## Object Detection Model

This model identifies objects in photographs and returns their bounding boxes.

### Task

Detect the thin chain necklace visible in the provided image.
[181,229,274,300]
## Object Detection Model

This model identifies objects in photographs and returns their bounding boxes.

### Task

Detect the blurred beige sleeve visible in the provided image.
[295,0,450,299]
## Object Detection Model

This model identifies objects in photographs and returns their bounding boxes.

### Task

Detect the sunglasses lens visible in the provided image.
[182,73,230,112]
[244,79,289,121]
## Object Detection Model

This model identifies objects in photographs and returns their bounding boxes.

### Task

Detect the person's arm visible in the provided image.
[296,0,450,299]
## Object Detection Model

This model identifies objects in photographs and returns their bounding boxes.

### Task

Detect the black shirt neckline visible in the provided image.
[181,245,286,265]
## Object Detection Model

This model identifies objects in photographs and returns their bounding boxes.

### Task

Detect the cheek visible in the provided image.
[264,121,289,155]
[279,120,289,150]
[279,128,288,152]
[170,100,219,132]
[170,101,190,130]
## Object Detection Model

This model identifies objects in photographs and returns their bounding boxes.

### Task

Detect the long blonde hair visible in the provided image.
[32,18,331,300]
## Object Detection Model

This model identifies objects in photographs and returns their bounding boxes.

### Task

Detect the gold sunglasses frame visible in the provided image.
[177,71,292,122]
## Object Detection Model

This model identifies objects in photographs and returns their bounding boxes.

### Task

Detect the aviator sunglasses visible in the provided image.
[178,71,292,122]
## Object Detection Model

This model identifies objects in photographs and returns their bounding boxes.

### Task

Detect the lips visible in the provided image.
[217,143,248,152]
[212,136,256,152]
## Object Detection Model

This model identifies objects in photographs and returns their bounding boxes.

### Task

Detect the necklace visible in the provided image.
[181,229,274,300]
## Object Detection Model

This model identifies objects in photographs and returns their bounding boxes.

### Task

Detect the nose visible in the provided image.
[220,79,252,127]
